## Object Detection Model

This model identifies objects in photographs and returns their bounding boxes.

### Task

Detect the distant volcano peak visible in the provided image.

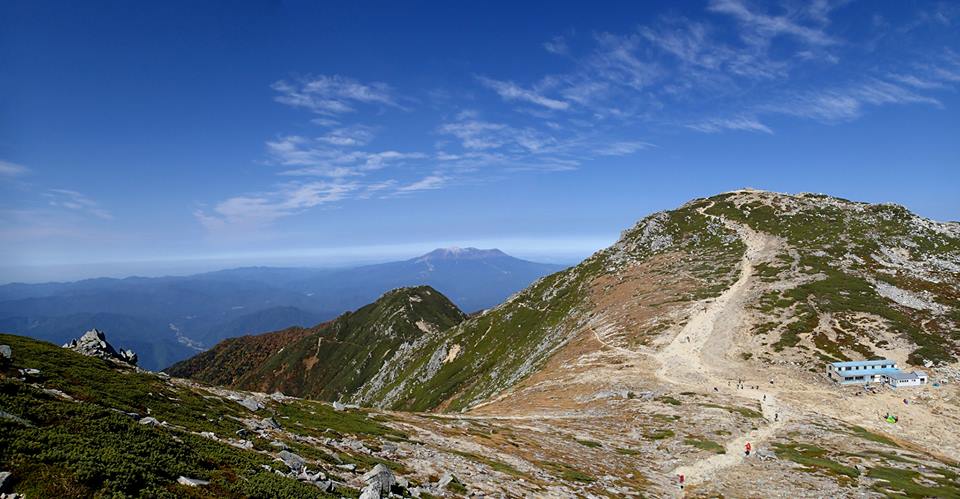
[416,247,509,261]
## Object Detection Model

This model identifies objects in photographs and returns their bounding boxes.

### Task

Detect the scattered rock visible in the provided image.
[18,368,40,377]
[0,471,10,492]
[278,450,306,472]
[62,329,138,366]
[176,476,210,487]
[360,463,396,499]
[199,431,217,440]
[230,439,254,450]
[261,417,281,430]
[139,417,160,426]
[41,388,74,401]
[380,442,398,454]
[0,410,31,428]
[269,440,289,450]
[332,401,346,411]
[0,345,11,362]
[437,472,454,489]
[336,463,356,471]
[237,397,262,412]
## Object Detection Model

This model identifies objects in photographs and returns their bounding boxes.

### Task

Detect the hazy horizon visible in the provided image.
[0,241,592,284]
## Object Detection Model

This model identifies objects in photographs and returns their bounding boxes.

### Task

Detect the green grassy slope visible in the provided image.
[368,204,747,412]
[172,286,467,404]
[704,191,960,365]
[0,333,336,498]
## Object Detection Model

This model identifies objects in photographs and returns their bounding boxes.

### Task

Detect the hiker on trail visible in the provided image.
[745,442,752,456]
[678,474,685,490]
[775,413,779,421]
[714,387,719,392]
[763,394,766,401]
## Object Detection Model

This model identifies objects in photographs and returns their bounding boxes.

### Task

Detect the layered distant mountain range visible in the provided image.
[0,248,565,369]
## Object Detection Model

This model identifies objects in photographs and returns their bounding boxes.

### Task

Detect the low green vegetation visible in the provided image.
[773,443,859,481]
[656,395,682,406]
[0,334,337,498]
[704,193,960,364]
[538,461,595,483]
[684,437,725,454]
[698,402,763,419]
[449,450,524,478]
[575,438,602,448]
[868,466,960,497]
[643,429,676,440]
[274,398,406,441]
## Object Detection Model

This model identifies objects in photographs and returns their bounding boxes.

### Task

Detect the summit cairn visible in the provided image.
[62,329,138,366]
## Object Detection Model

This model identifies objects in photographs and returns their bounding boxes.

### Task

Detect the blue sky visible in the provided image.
[1,0,958,282]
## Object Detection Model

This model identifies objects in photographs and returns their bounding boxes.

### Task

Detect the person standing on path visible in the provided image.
[745,442,752,456]
[678,474,685,490]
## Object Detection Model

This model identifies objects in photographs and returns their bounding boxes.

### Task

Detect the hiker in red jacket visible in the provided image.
[745,442,752,456]
[678,474,685,490]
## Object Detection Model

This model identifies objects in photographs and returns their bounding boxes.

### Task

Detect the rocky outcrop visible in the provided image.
[359,464,395,499]
[62,329,137,366]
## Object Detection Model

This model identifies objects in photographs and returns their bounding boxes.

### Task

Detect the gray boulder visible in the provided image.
[261,417,281,430]
[176,476,210,487]
[0,471,11,492]
[62,329,138,366]
[0,345,11,362]
[360,464,396,498]
[278,450,306,472]
[138,417,161,426]
[237,397,262,411]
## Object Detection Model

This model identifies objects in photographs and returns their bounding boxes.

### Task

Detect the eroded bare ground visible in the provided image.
[355,212,960,497]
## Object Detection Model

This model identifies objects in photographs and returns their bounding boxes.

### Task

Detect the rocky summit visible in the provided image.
[2,190,959,498]
[62,328,138,366]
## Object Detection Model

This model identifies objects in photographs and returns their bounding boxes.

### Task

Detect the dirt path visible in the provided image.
[650,209,791,486]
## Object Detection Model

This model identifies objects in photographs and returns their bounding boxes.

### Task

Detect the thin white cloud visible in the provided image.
[688,116,773,134]
[271,75,403,116]
[708,0,837,47]
[396,175,448,193]
[437,118,556,153]
[45,189,113,220]
[543,35,569,55]
[316,125,376,146]
[266,135,425,178]
[0,161,29,177]
[477,76,569,110]
[765,78,941,123]
[596,141,656,155]
[195,181,359,229]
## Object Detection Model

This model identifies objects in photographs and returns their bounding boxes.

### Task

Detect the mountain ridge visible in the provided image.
[0,249,561,369]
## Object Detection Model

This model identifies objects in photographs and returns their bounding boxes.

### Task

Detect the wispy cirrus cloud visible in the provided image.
[437,116,557,153]
[396,175,448,193]
[265,135,424,178]
[197,2,958,232]
[45,189,113,220]
[477,76,569,111]
[761,78,943,123]
[708,0,837,47]
[194,181,359,230]
[0,161,30,177]
[543,35,569,55]
[687,116,773,134]
[271,75,403,116]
